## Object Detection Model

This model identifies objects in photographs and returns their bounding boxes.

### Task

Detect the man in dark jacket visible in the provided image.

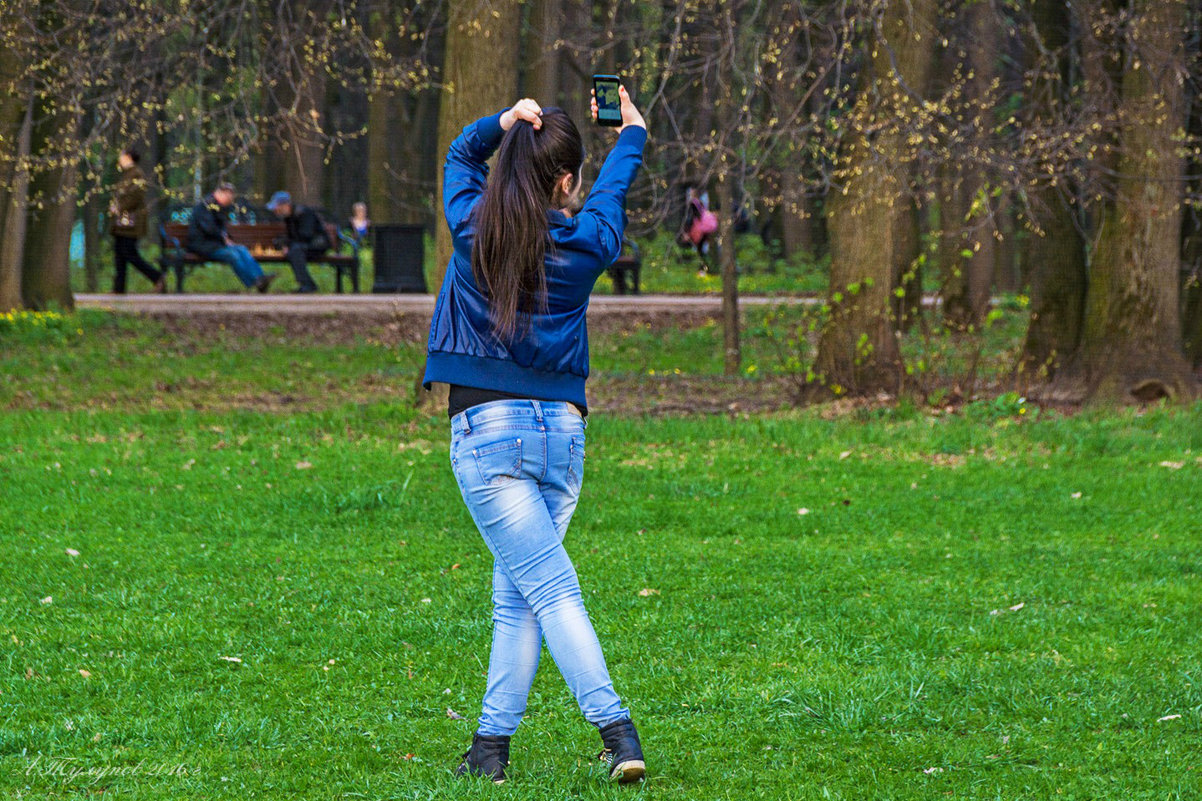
[266,191,329,294]
[186,182,276,292]
[109,147,164,293]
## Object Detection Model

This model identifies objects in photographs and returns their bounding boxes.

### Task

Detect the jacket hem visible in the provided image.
[423,352,587,408]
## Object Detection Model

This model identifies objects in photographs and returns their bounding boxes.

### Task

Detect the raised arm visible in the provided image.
[579,85,648,264]
[443,100,545,238]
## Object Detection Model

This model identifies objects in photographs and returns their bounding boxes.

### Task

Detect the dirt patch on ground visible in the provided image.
[145,309,723,348]
[589,374,795,416]
[148,310,432,347]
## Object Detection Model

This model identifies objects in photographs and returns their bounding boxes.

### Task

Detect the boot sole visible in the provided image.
[611,759,645,784]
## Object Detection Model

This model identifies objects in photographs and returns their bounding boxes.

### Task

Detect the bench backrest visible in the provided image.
[162,221,342,250]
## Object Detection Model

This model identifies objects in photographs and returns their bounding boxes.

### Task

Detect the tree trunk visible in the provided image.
[1020,188,1088,378]
[777,192,815,262]
[282,73,327,206]
[939,0,999,331]
[525,0,562,105]
[1054,0,1196,403]
[420,0,522,407]
[367,3,405,224]
[0,95,31,312]
[894,195,923,332]
[717,172,740,375]
[939,170,996,331]
[812,0,937,397]
[82,190,101,293]
[21,103,78,311]
[714,2,742,375]
[994,198,1020,294]
[1018,0,1088,381]
[1183,233,1201,369]
[763,0,813,263]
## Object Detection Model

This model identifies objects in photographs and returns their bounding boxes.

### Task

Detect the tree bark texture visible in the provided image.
[21,102,77,312]
[0,96,31,312]
[1056,0,1196,403]
[814,0,937,397]
[938,0,1000,331]
[0,40,30,312]
[1018,0,1088,381]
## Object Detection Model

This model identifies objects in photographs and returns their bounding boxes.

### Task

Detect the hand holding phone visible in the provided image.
[591,76,646,133]
[592,75,623,127]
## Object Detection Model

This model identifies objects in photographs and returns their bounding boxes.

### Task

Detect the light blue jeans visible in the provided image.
[450,399,630,736]
[210,244,263,287]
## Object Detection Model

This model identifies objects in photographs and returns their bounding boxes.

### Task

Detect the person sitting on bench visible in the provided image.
[185,182,276,293]
[266,191,329,294]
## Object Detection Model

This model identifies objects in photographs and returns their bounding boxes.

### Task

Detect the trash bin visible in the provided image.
[372,224,427,293]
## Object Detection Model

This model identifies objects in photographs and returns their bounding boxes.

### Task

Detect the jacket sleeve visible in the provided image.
[194,203,224,240]
[577,126,647,265]
[443,110,507,239]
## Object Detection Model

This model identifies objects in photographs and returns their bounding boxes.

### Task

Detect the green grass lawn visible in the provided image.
[2,310,1201,799]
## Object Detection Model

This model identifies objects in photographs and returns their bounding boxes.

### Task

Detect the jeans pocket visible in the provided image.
[473,437,523,486]
[567,435,586,491]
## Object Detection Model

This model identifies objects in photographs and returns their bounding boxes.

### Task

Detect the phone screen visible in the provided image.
[593,75,622,126]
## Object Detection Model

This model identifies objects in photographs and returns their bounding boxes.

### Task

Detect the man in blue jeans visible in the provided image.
[185,182,276,292]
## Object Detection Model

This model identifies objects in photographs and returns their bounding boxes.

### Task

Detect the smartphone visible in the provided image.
[593,74,622,127]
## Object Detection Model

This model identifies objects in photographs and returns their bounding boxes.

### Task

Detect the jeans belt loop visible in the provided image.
[531,399,543,422]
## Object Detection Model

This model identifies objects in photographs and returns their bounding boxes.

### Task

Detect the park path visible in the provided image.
[75,293,821,316]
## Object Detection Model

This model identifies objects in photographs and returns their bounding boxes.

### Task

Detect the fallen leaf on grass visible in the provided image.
[638,588,660,597]
[923,766,943,775]
[797,508,810,516]
[1159,461,1184,470]
[39,596,53,605]
[78,670,91,678]
[1157,714,1181,722]
[446,707,464,720]
[295,461,313,470]
[839,450,853,460]
[218,656,243,665]
[65,548,80,557]
[1070,491,1082,499]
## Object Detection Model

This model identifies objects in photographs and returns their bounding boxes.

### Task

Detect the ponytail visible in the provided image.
[472,108,583,341]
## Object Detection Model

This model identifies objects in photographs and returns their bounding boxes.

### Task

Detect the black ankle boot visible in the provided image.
[597,718,645,784]
[455,733,510,783]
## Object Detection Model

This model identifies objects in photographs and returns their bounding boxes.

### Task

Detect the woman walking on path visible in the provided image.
[109,147,165,294]
[423,86,647,785]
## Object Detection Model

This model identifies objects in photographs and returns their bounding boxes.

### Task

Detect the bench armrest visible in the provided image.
[621,236,641,260]
[338,230,360,255]
[158,223,182,250]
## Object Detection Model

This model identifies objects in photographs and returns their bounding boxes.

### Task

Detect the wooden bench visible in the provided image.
[159,221,361,293]
[607,237,641,295]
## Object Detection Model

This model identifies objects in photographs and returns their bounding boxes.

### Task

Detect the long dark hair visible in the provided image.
[472,107,583,340]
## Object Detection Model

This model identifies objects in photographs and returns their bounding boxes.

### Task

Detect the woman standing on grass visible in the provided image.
[423,86,647,784]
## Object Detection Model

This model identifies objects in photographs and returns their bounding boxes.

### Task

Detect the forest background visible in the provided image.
[1,0,1202,406]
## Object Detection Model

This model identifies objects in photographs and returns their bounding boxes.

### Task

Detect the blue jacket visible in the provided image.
[423,110,647,408]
